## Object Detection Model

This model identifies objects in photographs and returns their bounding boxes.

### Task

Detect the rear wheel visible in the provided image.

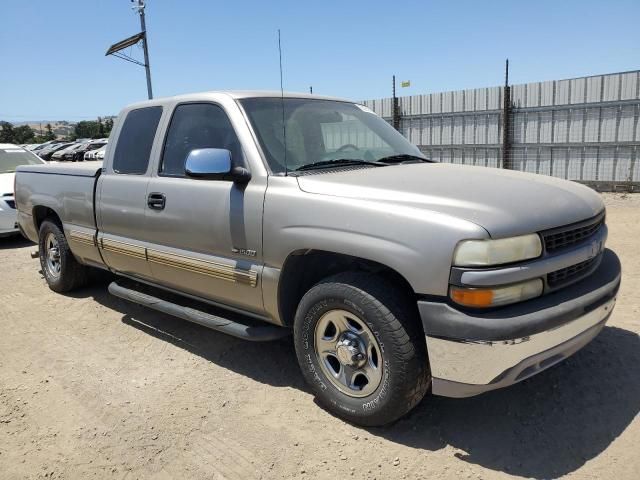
[293,272,430,426]
[38,219,89,292]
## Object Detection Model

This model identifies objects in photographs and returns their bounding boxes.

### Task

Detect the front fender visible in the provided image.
[263,177,488,296]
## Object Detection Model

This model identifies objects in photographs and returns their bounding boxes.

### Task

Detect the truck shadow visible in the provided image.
[73,282,306,390]
[376,325,640,478]
[77,281,639,479]
[0,235,33,250]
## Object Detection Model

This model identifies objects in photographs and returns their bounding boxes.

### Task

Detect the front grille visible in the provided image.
[547,256,599,287]
[6,200,16,209]
[542,214,604,253]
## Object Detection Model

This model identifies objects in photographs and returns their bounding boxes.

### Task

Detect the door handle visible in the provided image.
[147,192,166,210]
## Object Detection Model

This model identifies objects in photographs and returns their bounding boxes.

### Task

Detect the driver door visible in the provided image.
[143,102,266,314]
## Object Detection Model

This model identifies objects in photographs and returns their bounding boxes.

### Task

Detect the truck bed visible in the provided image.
[15,162,102,245]
[17,161,103,177]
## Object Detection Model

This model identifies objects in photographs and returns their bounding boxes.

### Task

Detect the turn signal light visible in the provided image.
[450,279,543,308]
[450,288,494,307]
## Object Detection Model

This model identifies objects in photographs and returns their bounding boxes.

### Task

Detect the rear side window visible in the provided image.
[160,103,243,177]
[113,106,163,174]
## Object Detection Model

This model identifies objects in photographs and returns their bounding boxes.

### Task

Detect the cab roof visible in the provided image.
[123,90,353,111]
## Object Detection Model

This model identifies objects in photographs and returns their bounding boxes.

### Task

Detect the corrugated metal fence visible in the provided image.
[363,70,640,190]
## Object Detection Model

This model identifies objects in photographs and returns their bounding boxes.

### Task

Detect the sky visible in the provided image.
[1,0,638,121]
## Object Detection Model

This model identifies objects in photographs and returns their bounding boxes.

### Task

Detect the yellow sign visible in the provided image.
[401,80,411,88]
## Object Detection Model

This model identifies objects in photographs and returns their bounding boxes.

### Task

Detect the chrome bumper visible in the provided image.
[419,249,621,398]
[426,298,614,397]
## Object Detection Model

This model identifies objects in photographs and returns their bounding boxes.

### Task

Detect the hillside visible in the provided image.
[12,118,116,139]
[13,121,75,139]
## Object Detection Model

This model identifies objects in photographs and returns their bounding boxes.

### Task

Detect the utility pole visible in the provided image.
[134,0,153,100]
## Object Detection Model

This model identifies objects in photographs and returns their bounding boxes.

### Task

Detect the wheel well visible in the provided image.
[33,206,61,231]
[278,250,416,327]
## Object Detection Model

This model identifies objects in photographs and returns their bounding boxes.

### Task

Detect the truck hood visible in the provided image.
[296,163,604,238]
[0,172,15,196]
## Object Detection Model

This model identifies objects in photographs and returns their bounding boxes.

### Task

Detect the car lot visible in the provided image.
[0,192,638,480]
[25,138,108,162]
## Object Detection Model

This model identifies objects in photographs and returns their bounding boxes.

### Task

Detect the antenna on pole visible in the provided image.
[278,29,288,176]
[105,0,154,99]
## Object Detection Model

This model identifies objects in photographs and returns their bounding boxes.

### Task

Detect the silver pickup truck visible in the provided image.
[15,91,621,426]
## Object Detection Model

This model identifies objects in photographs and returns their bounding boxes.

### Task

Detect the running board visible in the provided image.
[108,281,290,342]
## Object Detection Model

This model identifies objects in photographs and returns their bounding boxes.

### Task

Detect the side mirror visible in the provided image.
[185,148,251,183]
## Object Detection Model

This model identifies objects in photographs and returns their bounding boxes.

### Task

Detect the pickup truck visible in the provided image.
[15,91,621,426]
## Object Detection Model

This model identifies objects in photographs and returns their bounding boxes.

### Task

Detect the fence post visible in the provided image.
[393,75,401,131]
[502,59,512,169]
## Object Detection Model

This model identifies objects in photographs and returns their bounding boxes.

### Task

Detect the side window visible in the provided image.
[112,106,163,174]
[160,103,244,177]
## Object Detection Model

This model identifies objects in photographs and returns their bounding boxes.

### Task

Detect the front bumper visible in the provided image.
[419,249,621,398]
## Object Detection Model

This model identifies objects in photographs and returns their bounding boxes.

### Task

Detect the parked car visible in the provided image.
[53,143,84,161]
[15,91,621,426]
[32,140,63,153]
[84,142,108,161]
[74,139,108,162]
[0,144,45,237]
[37,142,74,161]
[94,145,107,160]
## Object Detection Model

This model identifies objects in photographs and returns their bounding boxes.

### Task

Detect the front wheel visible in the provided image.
[293,272,430,426]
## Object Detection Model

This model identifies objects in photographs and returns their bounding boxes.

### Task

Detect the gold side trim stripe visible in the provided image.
[95,236,257,288]
[100,238,147,260]
[147,249,257,287]
[69,230,96,247]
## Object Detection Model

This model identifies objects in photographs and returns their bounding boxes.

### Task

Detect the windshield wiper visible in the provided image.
[376,154,432,164]
[294,158,385,172]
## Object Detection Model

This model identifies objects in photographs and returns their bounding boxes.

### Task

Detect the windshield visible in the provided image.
[239,98,424,173]
[87,142,106,151]
[0,148,43,173]
[51,144,71,152]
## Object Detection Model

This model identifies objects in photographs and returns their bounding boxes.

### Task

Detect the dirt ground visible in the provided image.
[1,193,638,480]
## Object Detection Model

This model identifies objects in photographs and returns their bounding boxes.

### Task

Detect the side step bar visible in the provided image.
[108,281,290,342]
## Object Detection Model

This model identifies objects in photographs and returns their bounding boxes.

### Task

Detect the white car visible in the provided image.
[84,142,108,161]
[0,144,46,237]
[96,144,107,160]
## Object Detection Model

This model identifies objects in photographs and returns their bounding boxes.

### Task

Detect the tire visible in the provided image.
[293,271,430,426]
[38,219,89,292]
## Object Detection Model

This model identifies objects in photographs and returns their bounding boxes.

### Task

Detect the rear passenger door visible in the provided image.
[143,102,266,313]
[97,106,163,280]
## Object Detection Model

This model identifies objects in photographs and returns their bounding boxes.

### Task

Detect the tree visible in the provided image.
[13,125,35,144]
[74,120,108,139]
[45,123,55,141]
[97,117,105,138]
[0,122,15,143]
[0,122,37,144]
[104,117,114,136]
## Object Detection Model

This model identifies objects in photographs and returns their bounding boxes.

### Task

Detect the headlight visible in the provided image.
[453,234,542,267]
[450,278,543,308]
